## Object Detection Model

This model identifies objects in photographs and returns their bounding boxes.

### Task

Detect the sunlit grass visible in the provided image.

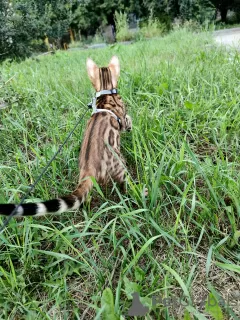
[0,29,239,319]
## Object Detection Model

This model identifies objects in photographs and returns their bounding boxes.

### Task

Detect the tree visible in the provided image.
[208,0,234,22]
[72,0,134,36]
[0,0,42,61]
[0,0,11,60]
[0,0,75,61]
[179,0,215,22]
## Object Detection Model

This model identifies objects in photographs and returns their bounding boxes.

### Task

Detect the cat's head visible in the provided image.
[86,56,120,92]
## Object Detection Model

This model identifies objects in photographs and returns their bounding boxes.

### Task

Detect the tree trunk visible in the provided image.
[69,28,74,43]
[220,7,228,22]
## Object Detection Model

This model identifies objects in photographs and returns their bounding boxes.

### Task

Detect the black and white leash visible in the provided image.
[0,109,88,233]
[0,89,120,233]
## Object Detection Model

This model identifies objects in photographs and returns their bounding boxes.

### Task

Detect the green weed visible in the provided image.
[0,29,239,319]
[114,12,135,42]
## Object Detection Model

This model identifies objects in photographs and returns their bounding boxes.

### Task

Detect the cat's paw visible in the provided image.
[125,114,132,132]
[143,187,148,197]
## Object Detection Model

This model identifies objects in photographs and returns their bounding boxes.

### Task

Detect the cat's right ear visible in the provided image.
[86,58,98,84]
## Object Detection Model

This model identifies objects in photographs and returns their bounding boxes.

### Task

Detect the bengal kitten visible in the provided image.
[0,56,132,217]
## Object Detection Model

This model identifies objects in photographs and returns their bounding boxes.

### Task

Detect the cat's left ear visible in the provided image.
[86,58,99,85]
[108,56,120,87]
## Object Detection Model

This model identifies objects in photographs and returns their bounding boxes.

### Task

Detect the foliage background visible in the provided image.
[1,0,240,61]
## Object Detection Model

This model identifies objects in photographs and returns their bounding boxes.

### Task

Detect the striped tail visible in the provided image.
[0,179,93,217]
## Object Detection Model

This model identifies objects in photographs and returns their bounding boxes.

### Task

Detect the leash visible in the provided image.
[0,109,88,233]
[0,89,118,232]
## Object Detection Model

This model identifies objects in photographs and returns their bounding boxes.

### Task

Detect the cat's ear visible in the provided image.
[108,56,120,87]
[86,58,99,84]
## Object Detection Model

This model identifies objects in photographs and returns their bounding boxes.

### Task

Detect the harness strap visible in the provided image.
[92,108,121,128]
[88,88,121,129]
[95,88,118,98]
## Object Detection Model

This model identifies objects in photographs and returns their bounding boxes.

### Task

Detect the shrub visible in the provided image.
[92,31,104,44]
[114,11,135,42]
[140,16,165,38]
[173,18,213,32]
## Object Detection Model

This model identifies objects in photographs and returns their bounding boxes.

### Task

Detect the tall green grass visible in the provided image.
[0,29,240,319]
[140,16,166,38]
[115,11,135,42]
